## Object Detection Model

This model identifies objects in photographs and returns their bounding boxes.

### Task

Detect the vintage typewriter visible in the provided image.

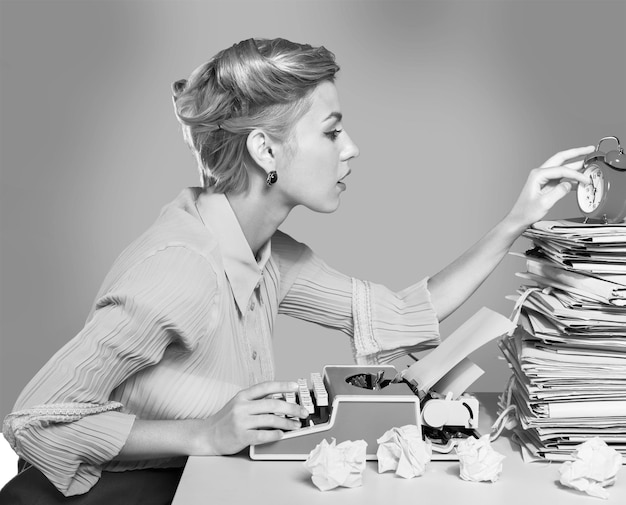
[249,364,480,460]
[250,307,515,461]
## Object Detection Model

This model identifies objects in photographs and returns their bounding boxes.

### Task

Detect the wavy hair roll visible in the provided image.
[172,38,340,192]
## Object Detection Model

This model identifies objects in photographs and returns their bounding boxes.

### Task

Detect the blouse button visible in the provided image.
[252,350,258,360]
[250,300,256,311]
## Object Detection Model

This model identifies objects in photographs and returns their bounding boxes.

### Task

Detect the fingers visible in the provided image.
[238,381,299,401]
[250,429,286,446]
[234,382,308,421]
[562,160,586,171]
[247,414,303,431]
[247,398,309,418]
[540,145,595,168]
[541,180,573,209]
[531,166,590,186]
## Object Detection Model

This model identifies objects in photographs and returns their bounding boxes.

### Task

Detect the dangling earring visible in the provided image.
[266,171,278,187]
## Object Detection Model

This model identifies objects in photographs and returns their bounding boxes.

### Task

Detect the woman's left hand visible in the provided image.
[506,145,596,232]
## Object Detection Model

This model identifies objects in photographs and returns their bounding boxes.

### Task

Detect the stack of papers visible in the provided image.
[499,219,626,462]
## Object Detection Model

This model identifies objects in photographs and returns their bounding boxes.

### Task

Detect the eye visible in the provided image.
[324,129,343,141]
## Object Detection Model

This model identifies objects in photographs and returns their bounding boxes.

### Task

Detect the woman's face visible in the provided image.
[276,80,359,213]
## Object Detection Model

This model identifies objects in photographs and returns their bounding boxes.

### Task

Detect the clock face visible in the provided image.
[577,165,605,214]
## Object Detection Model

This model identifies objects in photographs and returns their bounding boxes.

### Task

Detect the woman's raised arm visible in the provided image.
[426,145,595,321]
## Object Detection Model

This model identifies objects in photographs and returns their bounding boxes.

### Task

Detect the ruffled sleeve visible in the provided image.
[272,231,440,364]
[2,246,218,496]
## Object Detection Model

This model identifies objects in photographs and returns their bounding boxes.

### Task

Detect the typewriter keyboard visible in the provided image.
[272,373,331,428]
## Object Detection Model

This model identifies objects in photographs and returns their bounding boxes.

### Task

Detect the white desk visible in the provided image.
[172,393,626,504]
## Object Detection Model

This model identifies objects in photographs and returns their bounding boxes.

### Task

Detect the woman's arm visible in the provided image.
[116,381,308,460]
[427,146,594,321]
[274,231,440,364]
[3,247,219,496]
[5,243,311,496]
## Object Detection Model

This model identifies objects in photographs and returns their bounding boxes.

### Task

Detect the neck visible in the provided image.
[223,181,293,255]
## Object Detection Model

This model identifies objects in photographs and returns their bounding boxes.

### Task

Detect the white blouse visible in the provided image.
[3,188,440,496]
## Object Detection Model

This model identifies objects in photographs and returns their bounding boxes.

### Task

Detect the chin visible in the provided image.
[307,197,342,214]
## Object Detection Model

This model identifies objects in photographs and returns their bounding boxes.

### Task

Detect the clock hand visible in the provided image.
[590,176,596,201]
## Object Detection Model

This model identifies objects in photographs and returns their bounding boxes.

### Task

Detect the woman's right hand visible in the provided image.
[504,145,595,232]
[194,381,310,456]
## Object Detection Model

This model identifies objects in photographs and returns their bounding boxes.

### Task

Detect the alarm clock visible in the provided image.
[576,136,626,223]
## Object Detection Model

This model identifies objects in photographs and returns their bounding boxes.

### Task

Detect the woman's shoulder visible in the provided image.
[272,229,305,254]
[97,189,222,292]
[271,229,314,271]
[141,189,220,258]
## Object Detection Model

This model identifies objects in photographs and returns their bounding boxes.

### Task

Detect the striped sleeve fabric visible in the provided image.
[354,277,440,364]
[273,232,440,364]
[2,246,218,496]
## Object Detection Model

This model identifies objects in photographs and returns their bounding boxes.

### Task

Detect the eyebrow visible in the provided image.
[323,112,343,124]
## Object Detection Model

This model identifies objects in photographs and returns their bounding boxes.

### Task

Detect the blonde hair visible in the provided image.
[172,38,340,192]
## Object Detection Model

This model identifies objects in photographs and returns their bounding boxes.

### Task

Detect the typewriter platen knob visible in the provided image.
[422,399,452,429]
[421,395,479,429]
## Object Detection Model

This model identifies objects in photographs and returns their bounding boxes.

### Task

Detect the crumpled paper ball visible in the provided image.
[559,438,623,500]
[303,438,367,491]
[456,434,505,483]
[376,424,432,478]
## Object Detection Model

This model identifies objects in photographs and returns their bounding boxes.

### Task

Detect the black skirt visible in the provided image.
[0,460,185,505]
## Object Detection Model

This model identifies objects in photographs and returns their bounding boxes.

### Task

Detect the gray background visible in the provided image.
[1,0,625,419]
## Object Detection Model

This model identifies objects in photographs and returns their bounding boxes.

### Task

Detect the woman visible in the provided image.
[1,38,592,504]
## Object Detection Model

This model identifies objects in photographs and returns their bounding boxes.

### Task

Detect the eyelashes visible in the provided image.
[325,129,343,141]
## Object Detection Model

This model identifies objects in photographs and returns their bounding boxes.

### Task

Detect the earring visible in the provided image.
[265,171,278,187]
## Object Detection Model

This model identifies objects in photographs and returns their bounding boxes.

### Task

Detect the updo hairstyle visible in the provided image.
[172,38,340,192]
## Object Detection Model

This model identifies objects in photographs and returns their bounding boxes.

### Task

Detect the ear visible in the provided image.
[246,129,276,173]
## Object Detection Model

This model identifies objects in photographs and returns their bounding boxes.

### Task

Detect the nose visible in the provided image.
[341,131,360,161]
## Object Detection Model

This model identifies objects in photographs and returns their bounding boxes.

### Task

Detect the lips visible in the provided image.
[338,169,352,183]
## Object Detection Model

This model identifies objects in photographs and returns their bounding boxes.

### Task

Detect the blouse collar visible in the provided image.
[182,187,271,314]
